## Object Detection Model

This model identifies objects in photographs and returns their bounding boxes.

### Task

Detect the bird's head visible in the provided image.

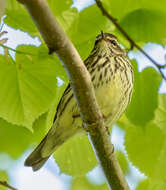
[94,31,125,56]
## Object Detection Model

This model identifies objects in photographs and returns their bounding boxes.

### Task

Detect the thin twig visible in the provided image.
[95,0,166,80]
[0,180,18,190]
[0,43,36,55]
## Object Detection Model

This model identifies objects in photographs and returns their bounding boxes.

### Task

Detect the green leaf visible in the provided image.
[136,179,150,190]
[56,8,79,38]
[153,94,166,132]
[136,179,166,190]
[5,0,38,36]
[103,0,139,20]
[74,4,112,44]
[0,113,47,158]
[5,0,78,38]
[115,150,129,174]
[103,0,166,20]
[54,136,98,176]
[48,0,79,37]
[0,171,8,190]
[119,9,166,44]
[48,0,73,15]
[126,61,162,126]
[125,122,164,177]
[151,139,166,180]
[0,45,67,130]
[71,177,108,190]
[74,4,114,59]
[124,92,166,183]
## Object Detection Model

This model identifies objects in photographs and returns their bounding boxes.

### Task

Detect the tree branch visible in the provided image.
[17,0,130,189]
[95,0,166,81]
[0,180,18,190]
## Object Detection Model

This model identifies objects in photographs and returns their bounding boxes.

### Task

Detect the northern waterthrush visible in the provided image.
[25,32,134,171]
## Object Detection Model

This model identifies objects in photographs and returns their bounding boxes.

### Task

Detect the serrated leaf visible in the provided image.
[126,61,162,126]
[0,45,67,130]
[5,0,38,36]
[125,122,164,177]
[0,113,47,158]
[54,136,98,176]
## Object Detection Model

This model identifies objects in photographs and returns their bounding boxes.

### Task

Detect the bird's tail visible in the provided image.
[24,123,79,171]
[24,134,51,171]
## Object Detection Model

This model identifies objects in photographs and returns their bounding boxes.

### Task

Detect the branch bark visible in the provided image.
[17,0,130,189]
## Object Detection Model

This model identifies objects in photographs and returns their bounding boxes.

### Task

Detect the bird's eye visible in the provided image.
[109,40,117,46]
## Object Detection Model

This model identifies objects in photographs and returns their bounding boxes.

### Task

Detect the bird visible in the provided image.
[24,31,134,171]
